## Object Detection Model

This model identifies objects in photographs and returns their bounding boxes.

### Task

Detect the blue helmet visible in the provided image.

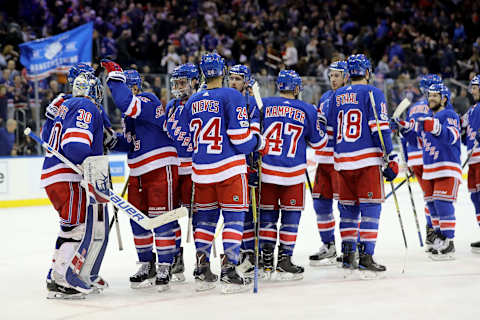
[440,84,451,103]
[124,69,142,90]
[470,75,480,87]
[229,64,251,84]
[419,74,442,93]
[329,61,348,76]
[170,64,199,99]
[277,70,303,92]
[68,63,94,86]
[171,63,199,80]
[347,54,371,77]
[199,52,225,79]
[428,83,449,103]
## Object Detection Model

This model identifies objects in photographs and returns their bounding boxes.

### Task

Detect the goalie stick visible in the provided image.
[392,98,412,119]
[25,128,187,230]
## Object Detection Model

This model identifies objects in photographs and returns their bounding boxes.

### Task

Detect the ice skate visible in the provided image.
[90,276,109,294]
[261,244,275,280]
[193,252,218,292]
[470,240,480,254]
[220,254,252,294]
[309,241,337,267]
[429,237,455,261]
[155,263,171,292]
[276,254,304,281]
[47,280,86,300]
[425,227,437,252]
[171,247,185,282]
[341,242,358,278]
[129,256,156,289]
[237,251,255,278]
[358,253,386,279]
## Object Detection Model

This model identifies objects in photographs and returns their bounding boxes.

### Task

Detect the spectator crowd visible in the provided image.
[0,0,479,156]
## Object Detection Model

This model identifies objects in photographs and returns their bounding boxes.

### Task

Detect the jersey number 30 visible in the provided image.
[190,117,223,154]
[337,109,362,143]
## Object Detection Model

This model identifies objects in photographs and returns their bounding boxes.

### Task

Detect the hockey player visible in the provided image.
[398,83,461,260]
[462,75,480,253]
[395,74,442,251]
[259,70,328,280]
[41,72,106,298]
[309,60,348,266]
[326,54,398,275]
[164,63,199,281]
[228,64,260,277]
[101,60,180,291]
[184,52,264,293]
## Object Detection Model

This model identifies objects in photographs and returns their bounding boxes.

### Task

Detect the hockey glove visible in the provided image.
[383,153,399,182]
[391,118,414,135]
[254,131,267,154]
[422,117,441,135]
[100,59,126,83]
[45,93,66,120]
[103,127,118,151]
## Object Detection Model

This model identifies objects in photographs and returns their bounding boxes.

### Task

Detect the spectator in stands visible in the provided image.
[0,85,7,124]
[0,119,16,156]
[161,45,181,73]
[283,40,298,70]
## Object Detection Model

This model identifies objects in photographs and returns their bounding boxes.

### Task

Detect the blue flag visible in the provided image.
[19,22,93,80]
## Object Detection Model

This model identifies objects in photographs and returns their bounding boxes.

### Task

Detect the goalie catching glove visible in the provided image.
[100,59,126,83]
[383,153,399,182]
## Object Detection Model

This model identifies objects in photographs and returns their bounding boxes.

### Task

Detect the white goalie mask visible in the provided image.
[72,73,103,105]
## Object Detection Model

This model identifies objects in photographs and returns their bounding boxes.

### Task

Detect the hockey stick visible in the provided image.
[25,128,187,229]
[392,98,412,119]
[305,169,314,194]
[187,181,194,243]
[368,92,408,272]
[108,175,128,250]
[396,135,424,247]
[385,178,407,199]
[251,81,264,293]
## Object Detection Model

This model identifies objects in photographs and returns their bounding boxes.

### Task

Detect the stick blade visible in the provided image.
[393,98,412,119]
[145,207,188,229]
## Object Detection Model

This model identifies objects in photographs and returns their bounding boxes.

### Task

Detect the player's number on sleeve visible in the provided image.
[264,121,303,157]
[190,117,223,154]
[337,109,362,143]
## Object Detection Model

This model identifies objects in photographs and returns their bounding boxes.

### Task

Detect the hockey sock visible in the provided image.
[426,201,440,234]
[358,203,381,255]
[241,207,254,252]
[259,209,280,251]
[434,200,455,239]
[470,191,480,227]
[154,221,176,264]
[313,198,335,243]
[278,210,301,256]
[172,220,182,256]
[425,206,433,228]
[194,208,220,262]
[222,210,245,264]
[130,220,154,262]
[338,203,360,252]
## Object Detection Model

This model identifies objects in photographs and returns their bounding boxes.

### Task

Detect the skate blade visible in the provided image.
[428,253,455,261]
[221,282,253,294]
[471,248,480,254]
[342,268,359,280]
[275,271,303,281]
[90,287,103,294]
[358,270,386,280]
[156,283,171,292]
[195,280,216,292]
[130,278,155,289]
[47,291,86,300]
[310,257,337,267]
[171,273,186,283]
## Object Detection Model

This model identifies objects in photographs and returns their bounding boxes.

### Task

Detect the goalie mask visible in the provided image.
[72,73,103,106]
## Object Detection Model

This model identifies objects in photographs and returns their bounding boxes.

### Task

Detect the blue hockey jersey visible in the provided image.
[315,90,335,164]
[185,87,260,184]
[40,97,104,188]
[404,98,431,166]
[404,108,461,180]
[326,84,393,171]
[261,96,327,185]
[463,102,480,165]
[165,98,193,175]
[107,81,179,176]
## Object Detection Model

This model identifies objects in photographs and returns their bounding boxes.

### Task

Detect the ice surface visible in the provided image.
[2,181,480,320]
